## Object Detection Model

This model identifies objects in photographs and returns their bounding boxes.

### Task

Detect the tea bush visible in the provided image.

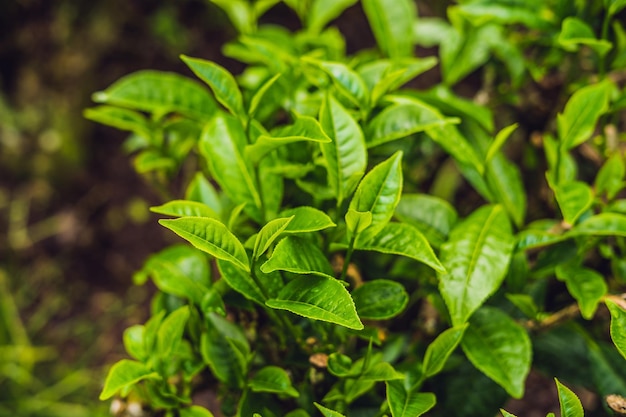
[87,0,626,416]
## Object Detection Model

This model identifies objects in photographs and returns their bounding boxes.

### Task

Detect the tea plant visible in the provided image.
[86,0,626,415]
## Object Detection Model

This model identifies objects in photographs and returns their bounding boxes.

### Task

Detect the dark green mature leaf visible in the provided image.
[181,55,245,116]
[159,217,249,272]
[461,308,531,398]
[314,403,346,417]
[199,114,262,221]
[558,80,612,149]
[439,205,514,325]
[349,151,403,244]
[556,378,584,417]
[266,275,363,330]
[422,324,468,378]
[261,236,334,278]
[386,381,436,417]
[218,259,265,305]
[281,206,336,233]
[253,216,294,259]
[355,222,445,273]
[157,306,190,359]
[569,213,626,237]
[362,0,416,58]
[314,60,369,108]
[100,360,160,400]
[606,299,626,361]
[150,200,219,219]
[307,0,358,33]
[553,181,594,225]
[320,94,367,206]
[92,70,217,120]
[556,264,607,319]
[351,280,408,319]
[83,106,152,139]
[180,406,215,417]
[395,194,458,247]
[249,366,299,397]
[558,17,612,57]
[596,153,625,199]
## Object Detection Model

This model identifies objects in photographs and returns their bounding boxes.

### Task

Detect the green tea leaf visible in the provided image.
[345,209,373,237]
[425,123,484,175]
[595,153,625,199]
[185,173,223,216]
[280,206,336,233]
[314,403,346,417]
[355,222,445,273]
[266,275,363,330]
[83,106,152,139]
[395,194,458,248]
[361,362,404,381]
[362,0,416,58]
[307,0,358,33]
[149,259,209,305]
[327,353,354,377]
[253,216,294,259]
[100,360,160,400]
[556,264,607,319]
[209,0,254,34]
[349,151,403,243]
[439,205,514,325]
[123,325,147,362]
[159,217,249,272]
[181,55,245,117]
[558,17,612,57]
[261,236,334,278]
[506,294,539,319]
[351,280,408,319]
[569,213,626,237]
[500,410,517,417]
[249,73,281,117]
[249,366,299,397]
[608,0,626,16]
[316,60,369,108]
[556,378,584,417]
[558,80,612,149]
[386,381,436,417]
[92,70,217,120]
[553,181,594,225]
[485,123,517,163]
[366,58,438,105]
[606,299,626,361]
[485,154,527,228]
[157,306,190,359]
[218,259,265,305]
[180,406,215,417]
[150,200,219,219]
[320,94,367,206]
[422,324,468,378]
[461,308,531,398]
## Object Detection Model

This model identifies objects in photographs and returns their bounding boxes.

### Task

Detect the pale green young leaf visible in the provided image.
[386,381,436,417]
[261,236,334,278]
[608,0,626,16]
[266,275,363,330]
[248,73,281,117]
[426,124,484,175]
[327,353,354,377]
[209,0,254,34]
[367,58,438,105]
[485,154,527,227]
[218,259,265,305]
[395,194,458,248]
[314,403,346,417]
[140,244,211,288]
[150,200,219,219]
[556,264,607,319]
[281,206,336,233]
[253,216,294,259]
[558,80,612,149]
[199,114,262,221]
[422,324,468,378]
[500,410,517,417]
[556,378,584,417]
[83,106,152,139]
[552,181,594,225]
[157,306,190,359]
[486,123,518,163]
[92,70,217,121]
[319,94,367,206]
[201,288,226,316]
[349,151,403,244]
[345,209,373,237]
[123,325,147,362]
[595,153,625,199]
[439,24,495,86]
[258,152,284,221]
[315,60,369,108]
[506,294,540,319]
[558,17,612,56]
[181,55,245,116]
[143,310,165,359]
[569,213,626,237]
[352,280,408,319]
[362,0,416,58]
[361,362,404,381]
[439,205,514,326]
[99,360,160,400]
[249,366,299,398]
[461,308,531,399]
[355,222,445,273]
[150,260,209,305]
[159,217,249,272]
[306,0,358,33]
[185,173,223,216]
[180,406,215,417]
[606,299,626,361]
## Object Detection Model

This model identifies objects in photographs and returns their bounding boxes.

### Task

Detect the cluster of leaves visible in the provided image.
[86,0,626,416]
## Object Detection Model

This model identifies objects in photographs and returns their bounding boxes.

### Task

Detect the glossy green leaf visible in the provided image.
[485,154,527,228]
[100,360,160,400]
[185,173,223,216]
[249,366,299,397]
[123,325,147,362]
[218,259,265,305]
[386,381,436,417]
[367,58,438,105]
[345,209,373,237]
[556,378,584,417]
[422,324,468,378]
[500,410,517,417]
[355,222,444,273]
[156,306,190,359]
[261,236,334,278]
[569,213,626,237]
[558,80,612,149]
[83,106,151,139]
[556,264,607,319]
[159,217,249,272]
[281,206,336,233]
[486,124,517,163]
[316,60,369,108]
[558,17,612,57]
[351,280,408,319]
[606,299,626,361]
[320,94,367,206]
[253,216,294,259]
[181,55,245,116]
[266,275,363,330]
[362,0,416,58]
[361,362,404,381]
[327,353,354,377]
[249,73,281,117]
[349,151,403,243]
[200,114,262,221]
[246,114,331,164]
[149,259,209,305]
[150,200,219,219]
[595,153,625,199]
[307,0,357,33]
[314,403,345,417]
[92,70,216,120]
[426,123,484,175]
[180,406,215,417]
[395,194,457,248]
[366,101,458,148]
[553,181,594,225]
[209,0,254,34]
[461,308,531,399]
[439,205,514,325]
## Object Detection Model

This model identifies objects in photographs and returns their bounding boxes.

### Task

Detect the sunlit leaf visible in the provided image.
[280,206,337,233]
[150,200,219,219]
[386,381,436,417]
[556,378,584,417]
[253,216,294,259]
[422,324,468,378]
[362,0,416,58]
[261,236,334,278]
[606,299,626,361]
[100,360,160,400]
[556,264,607,319]
[249,366,299,397]
[157,306,190,359]
[552,181,594,225]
